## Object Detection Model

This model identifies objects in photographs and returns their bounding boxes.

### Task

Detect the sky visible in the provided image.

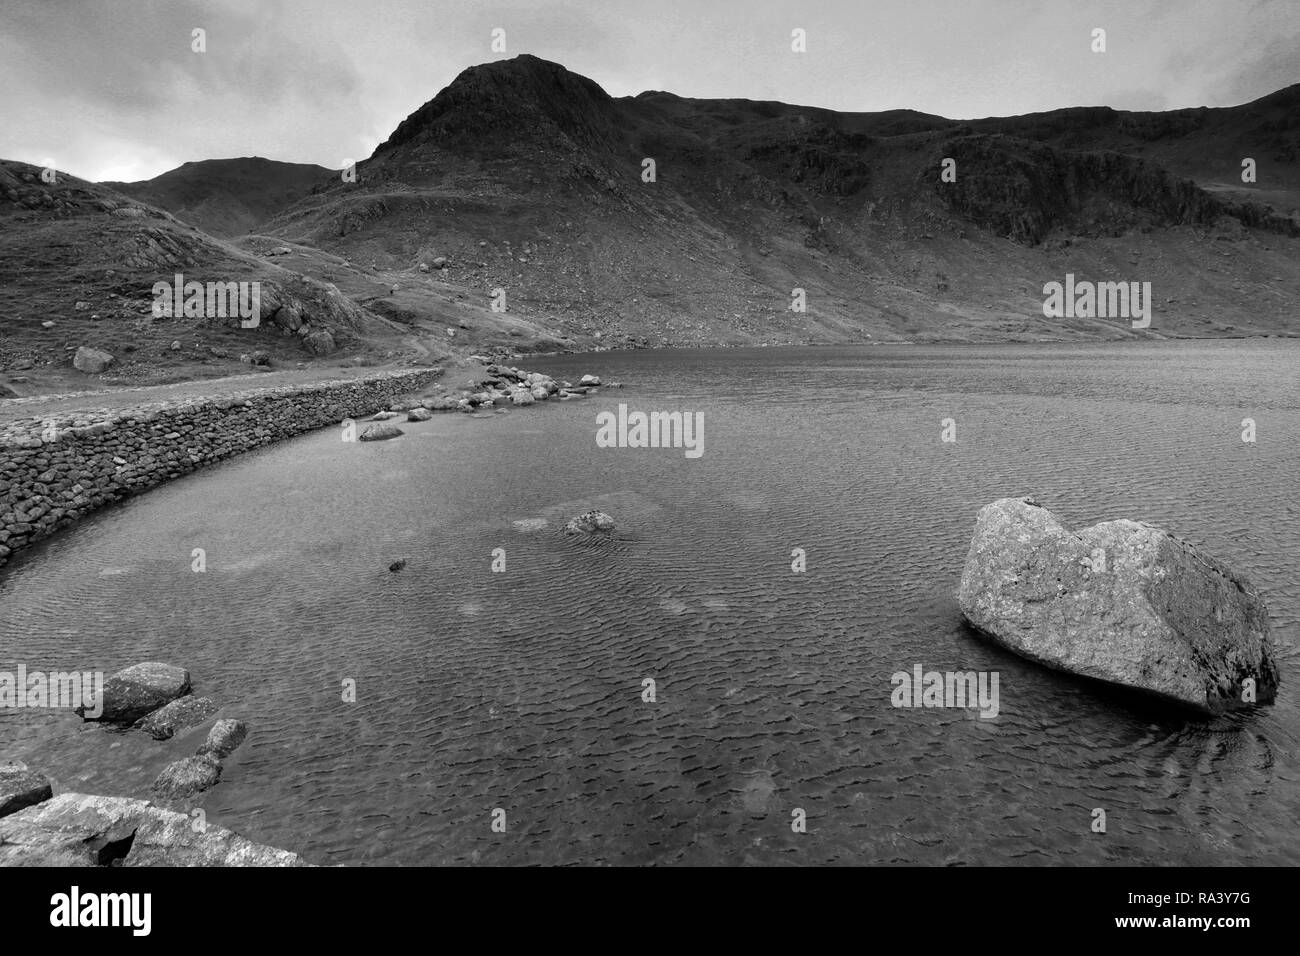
[1,0,1297,183]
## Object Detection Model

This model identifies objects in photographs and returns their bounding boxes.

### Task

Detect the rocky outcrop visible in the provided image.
[0,766,52,818]
[957,497,1279,714]
[82,662,191,724]
[564,511,616,535]
[0,369,440,572]
[0,793,308,866]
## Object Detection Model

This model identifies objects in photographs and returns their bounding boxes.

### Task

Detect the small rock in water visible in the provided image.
[407,407,432,421]
[957,497,1279,714]
[197,719,248,759]
[389,558,407,572]
[135,696,218,740]
[579,374,601,386]
[564,511,616,535]
[152,754,222,800]
[359,423,403,442]
[371,411,398,421]
[0,767,53,819]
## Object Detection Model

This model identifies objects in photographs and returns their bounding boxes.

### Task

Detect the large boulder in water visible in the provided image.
[0,767,52,818]
[957,497,1278,715]
[80,662,191,724]
[359,423,403,441]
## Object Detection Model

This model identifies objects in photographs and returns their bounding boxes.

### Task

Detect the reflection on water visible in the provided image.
[2,341,1297,865]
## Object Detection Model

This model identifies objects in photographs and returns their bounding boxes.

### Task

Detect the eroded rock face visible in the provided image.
[82,662,191,724]
[0,793,308,866]
[957,497,1278,715]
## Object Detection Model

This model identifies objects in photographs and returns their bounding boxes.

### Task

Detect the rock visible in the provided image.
[432,256,447,268]
[41,320,55,329]
[305,329,335,356]
[74,301,90,310]
[152,754,221,800]
[0,767,53,818]
[579,374,601,386]
[170,340,181,351]
[370,411,398,421]
[81,662,191,724]
[564,511,616,535]
[0,793,308,866]
[422,397,461,412]
[197,719,247,759]
[250,349,271,366]
[388,558,407,572]
[957,497,1279,715]
[73,346,114,374]
[530,385,549,400]
[407,407,432,421]
[359,423,403,441]
[135,696,218,740]
[418,262,430,273]
[511,390,535,406]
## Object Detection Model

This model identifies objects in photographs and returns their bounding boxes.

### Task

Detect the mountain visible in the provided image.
[258,55,1300,347]
[103,157,332,238]
[4,56,1300,398]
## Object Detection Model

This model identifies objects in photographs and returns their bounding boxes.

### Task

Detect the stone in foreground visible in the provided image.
[81,662,191,723]
[135,695,218,740]
[564,511,616,535]
[0,767,53,818]
[73,346,114,373]
[957,497,1278,715]
[0,793,308,866]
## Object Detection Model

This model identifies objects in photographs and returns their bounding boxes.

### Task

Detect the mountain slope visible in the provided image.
[104,157,332,238]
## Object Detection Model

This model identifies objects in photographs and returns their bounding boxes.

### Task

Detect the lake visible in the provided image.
[2,341,1297,865]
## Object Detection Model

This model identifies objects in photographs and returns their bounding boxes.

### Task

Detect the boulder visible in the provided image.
[73,346,114,374]
[152,754,221,800]
[359,423,403,441]
[407,407,433,421]
[0,793,308,866]
[0,767,53,819]
[511,390,535,407]
[135,696,218,740]
[579,374,601,386]
[957,497,1279,715]
[304,329,335,356]
[530,385,549,400]
[422,397,461,412]
[564,511,616,535]
[370,411,398,421]
[81,662,191,724]
[197,719,248,759]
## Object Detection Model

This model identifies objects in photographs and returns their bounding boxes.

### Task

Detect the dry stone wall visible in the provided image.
[0,369,440,571]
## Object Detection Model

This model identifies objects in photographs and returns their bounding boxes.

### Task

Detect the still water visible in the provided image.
[2,342,1297,865]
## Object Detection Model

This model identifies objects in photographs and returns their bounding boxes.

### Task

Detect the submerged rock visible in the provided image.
[957,497,1279,715]
[135,696,218,740]
[197,719,248,759]
[0,793,308,866]
[0,767,53,818]
[359,423,403,441]
[388,558,407,572]
[564,511,616,535]
[81,662,191,724]
[152,754,222,800]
